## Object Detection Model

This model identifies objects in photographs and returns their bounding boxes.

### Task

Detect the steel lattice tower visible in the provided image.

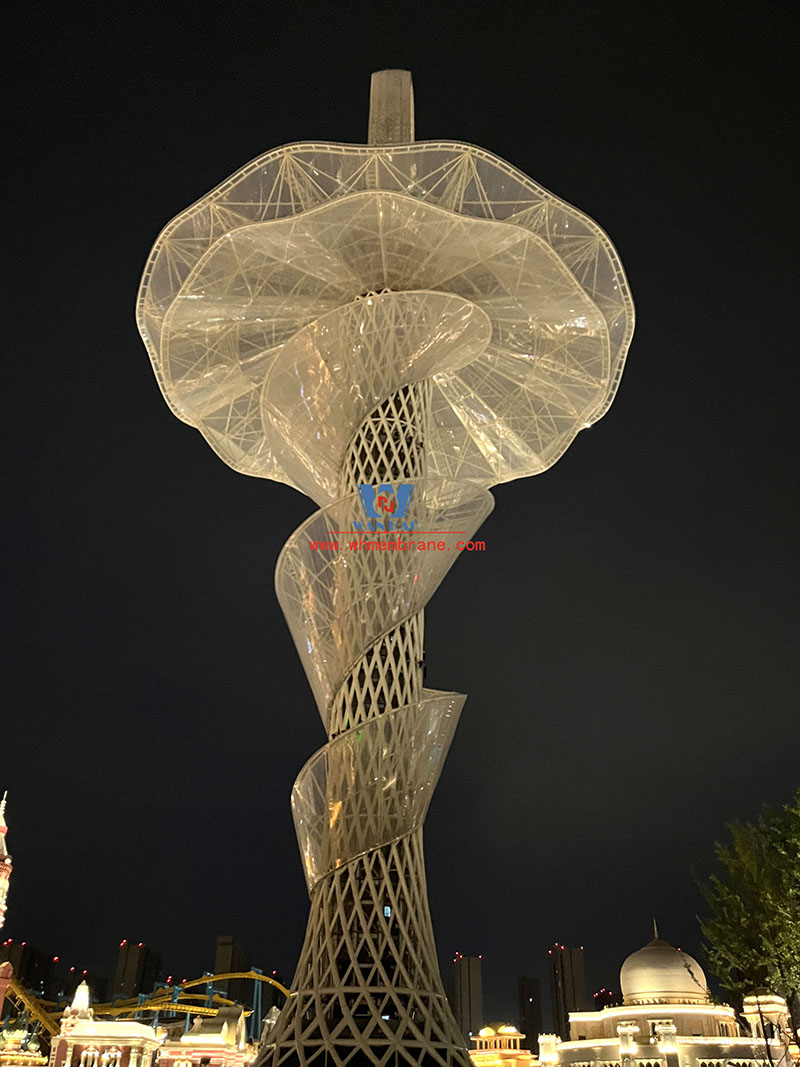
[137,70,633,1067]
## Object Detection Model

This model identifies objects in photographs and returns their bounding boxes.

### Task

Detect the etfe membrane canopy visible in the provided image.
[137,142,634,498]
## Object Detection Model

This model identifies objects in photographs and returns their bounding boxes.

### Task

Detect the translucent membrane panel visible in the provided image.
[275,478,494,718]
[139,145,634,492]
[292,690,465,892]
[157,191,610,492]
[261,291,491,506]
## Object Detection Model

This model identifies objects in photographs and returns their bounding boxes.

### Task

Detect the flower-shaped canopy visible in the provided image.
[137,142,634,498]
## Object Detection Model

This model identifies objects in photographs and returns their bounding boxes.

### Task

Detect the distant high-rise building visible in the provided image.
[214,935,252,1007]
[114,940,161,997]
[0,941,54,996]
[549,944,587,1039]
[0,940,109,1003]
[449,953,483,1040]
[518,976,543,1048]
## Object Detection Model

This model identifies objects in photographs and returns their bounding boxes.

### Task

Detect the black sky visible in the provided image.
[4,0,799,1026]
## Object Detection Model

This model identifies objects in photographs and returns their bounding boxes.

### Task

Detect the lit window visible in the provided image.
[384,906,392,918]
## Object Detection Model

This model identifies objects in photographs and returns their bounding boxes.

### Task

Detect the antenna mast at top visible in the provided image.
[368,69,414,144]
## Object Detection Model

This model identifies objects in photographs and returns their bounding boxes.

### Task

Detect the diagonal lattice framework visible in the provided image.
[137,73,633,1067]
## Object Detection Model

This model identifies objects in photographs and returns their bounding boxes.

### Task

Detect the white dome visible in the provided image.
[620,937,709,1004]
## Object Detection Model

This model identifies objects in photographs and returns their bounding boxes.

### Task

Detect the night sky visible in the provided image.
[5,0,799,1028]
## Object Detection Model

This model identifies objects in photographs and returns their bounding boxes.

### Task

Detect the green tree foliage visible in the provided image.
[700,788,800,1042]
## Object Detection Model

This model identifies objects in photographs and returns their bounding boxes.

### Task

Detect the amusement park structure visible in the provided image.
[136,70,633,1067]
[2,970,289,1043]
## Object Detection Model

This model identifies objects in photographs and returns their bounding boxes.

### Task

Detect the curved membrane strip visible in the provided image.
[275,477,493,718]
[292,690,466,892]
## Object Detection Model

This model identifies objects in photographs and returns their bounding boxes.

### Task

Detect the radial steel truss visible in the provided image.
[137,72,633,1067]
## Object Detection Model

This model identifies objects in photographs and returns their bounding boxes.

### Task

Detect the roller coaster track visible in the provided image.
[4,970,290,1036]
[7,976,60,1035]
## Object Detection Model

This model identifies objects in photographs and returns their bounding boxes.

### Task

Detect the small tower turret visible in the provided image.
[0,793,11,931]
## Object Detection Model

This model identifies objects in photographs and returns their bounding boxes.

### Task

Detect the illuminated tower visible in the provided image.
[137,70,633,1067]
[0,793,11,931]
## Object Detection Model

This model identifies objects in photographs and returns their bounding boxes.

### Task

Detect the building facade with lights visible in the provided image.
[159,1007,257,1067]
[539,933,793,1067]
[47,985,258,1067]
[0,1022,48,1067]
[48,983,160,1067]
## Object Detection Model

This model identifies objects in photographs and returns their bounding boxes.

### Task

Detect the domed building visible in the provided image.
[471,1024,535,1067]
[620,936,710,1007]
[538,929,792,1067]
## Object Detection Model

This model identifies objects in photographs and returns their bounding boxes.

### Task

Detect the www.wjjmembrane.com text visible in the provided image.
[309,537,486,552]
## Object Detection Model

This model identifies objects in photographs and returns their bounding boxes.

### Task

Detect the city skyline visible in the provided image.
[4,0,798,1029]
[0,882,763,1035]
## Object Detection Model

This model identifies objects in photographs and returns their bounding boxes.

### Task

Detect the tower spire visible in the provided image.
[368,69,414,144]
[0,792,9,857]
[0,791,11,931]
[653,918,659,939]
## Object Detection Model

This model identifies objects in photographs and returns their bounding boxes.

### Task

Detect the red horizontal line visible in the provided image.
[329,531,468,535]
